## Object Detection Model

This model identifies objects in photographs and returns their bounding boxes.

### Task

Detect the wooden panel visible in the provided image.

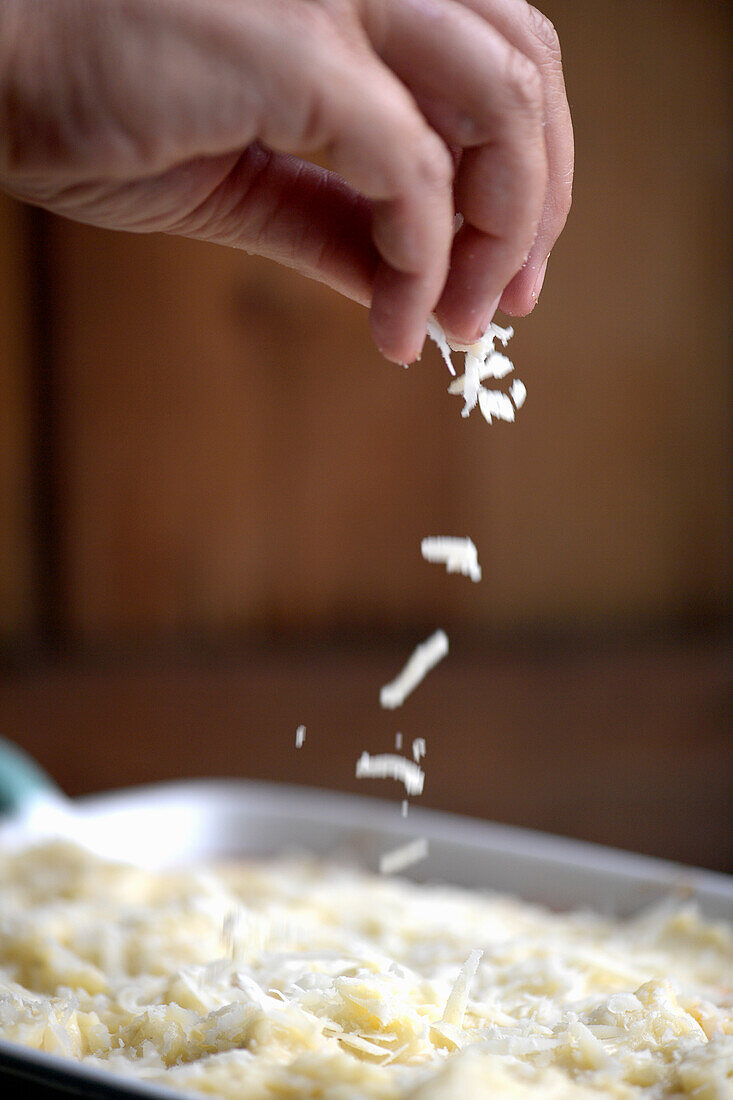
[1,637,730,871]
[49,0,731,642]
[51,230,456,639]
[0,194,33,644]
[459,0,733,627]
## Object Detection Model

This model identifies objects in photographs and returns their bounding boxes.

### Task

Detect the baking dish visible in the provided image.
[0,736,731,1097]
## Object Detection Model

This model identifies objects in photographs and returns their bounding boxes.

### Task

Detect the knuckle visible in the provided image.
[324,0,361,16]
[302,3,345,47]
[307,0,366,47]
[526,5,562,63]
[411,129,453,193]
[297,88,330,151]
[294,0,358,56]
[502,47,544,115]
[305,0,352,25]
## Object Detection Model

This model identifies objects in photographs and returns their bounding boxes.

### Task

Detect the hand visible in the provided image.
[0,0,573,363]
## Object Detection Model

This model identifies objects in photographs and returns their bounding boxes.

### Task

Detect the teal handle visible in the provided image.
[0,737,61,816]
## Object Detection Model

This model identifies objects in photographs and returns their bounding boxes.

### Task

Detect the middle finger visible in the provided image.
[367,0,547,342]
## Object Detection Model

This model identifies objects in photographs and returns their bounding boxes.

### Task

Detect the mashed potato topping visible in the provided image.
[0,842,731,1098]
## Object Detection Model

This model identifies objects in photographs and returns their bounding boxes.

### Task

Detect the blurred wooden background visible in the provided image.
[1,1,731,870]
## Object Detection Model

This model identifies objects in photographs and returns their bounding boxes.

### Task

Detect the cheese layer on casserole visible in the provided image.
[0,842,731,1098]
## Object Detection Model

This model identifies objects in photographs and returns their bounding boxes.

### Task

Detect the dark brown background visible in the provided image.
[1,1,731,869]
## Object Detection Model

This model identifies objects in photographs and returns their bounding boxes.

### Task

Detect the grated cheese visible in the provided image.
[478,388,515,424]
[380,630,449,710]
[425,316,456,376]
[420,537,482,583]
[1,842,730,1099]
[428,316,526,424]
[378,838,429,876]
[355,752,425,796]
[509,378,527,409]
[295,726,306,749]
[412,738,426,764]
[439,948,483,1029]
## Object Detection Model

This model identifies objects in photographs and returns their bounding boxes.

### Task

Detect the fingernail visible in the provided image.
[375,332,423,366]
[532,257,549,302]
[404,339,424,365]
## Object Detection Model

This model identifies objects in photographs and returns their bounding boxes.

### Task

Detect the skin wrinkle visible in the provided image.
[248,157,314,259]
[215,156,294,255]
[50,3,159,176]
[526,3,561,60]
[498,45,543,119]
[178,152,377,299]
[296,167,376,287]
[297,172,377,298]
[161,149,267,238]
[24,152,240,231]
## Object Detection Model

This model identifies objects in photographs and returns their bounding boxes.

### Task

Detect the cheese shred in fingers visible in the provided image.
[427,315,526,424]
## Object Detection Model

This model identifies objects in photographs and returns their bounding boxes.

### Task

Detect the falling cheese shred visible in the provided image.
[421,537,482,583]
[378,837,429,876]
[380,630,449,709]
[355,752,425,796]
[1,843,731,1100]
